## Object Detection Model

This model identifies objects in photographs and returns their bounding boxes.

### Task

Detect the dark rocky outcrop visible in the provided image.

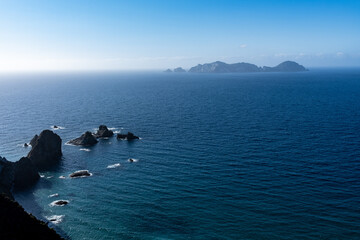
[94,125,114,138]
[117,132,140,140]
[14,157,40,190]
[186,61,307,73]
[0,156,40,195]
[27,130,62,170]
[51,200,69,206]
[69,170,91,178]
[173,67,186,72]
[0,194,64,240]
[30,134,38,147]
[0,156,15,198]
[68,131,98,146]
[164,69,172,73]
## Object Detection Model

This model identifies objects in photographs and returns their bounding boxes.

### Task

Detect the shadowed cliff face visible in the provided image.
[0,130,65,239]
[27,130,62,170]
[0,156,15,198]
[0,194,64,240]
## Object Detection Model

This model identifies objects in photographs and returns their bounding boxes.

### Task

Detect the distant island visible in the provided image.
[165,61,307,73]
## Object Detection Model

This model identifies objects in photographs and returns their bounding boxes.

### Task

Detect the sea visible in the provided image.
[0,69,359,239]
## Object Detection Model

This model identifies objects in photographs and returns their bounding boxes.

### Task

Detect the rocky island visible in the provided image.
[28,130,63,170]
[94,125,114,138]
[165,61,307,73]
[117,132,140,140]
[68,131,98,146]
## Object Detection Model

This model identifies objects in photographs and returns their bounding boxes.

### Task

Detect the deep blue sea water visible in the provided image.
[0,69,360,239]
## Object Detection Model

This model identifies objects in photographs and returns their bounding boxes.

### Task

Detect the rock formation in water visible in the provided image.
[0,194,64,240]
[164,69,172,73]
[94,125,114,138]
[173,67,186,72]
[27,130,62,170]
[68,131,98,146]
[116,132,140,140]
[69,170,92,178]
[51,200,69,206]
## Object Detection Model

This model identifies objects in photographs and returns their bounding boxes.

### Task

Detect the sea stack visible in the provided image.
[94,125,114,138]
[68,131,98,146]
[27,130,62,170]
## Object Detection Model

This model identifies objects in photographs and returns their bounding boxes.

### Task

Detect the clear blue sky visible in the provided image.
[0,0,359,71]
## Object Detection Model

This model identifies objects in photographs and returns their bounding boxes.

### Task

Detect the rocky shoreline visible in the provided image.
[0,125,139,239]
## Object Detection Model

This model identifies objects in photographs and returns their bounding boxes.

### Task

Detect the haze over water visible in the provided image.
[1,69,359,239]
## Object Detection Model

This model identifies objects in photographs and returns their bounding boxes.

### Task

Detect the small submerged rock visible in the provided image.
[94,125,114,138]
[68,131,98,146]
[47,215,64,224]
[128,158,138,163]
[69,170,92,178]
[50,200,69,206]
[23,143,29,147]
[53,125,59,129]
[117,132,139,140]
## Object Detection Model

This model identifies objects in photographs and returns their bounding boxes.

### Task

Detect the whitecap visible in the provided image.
[108,127,117,130]
[79,148,91,152]
[47,215,64,224]
[59,175,66,179]
[50,200,69,207]
[48,193,59,198]
[40,175,45,178]
[113,130,121,134]
[107,163,121,169]
[65,142,76,146]
[47,176,53,179]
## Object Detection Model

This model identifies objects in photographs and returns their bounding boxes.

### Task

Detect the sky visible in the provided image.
[0,0,359,71]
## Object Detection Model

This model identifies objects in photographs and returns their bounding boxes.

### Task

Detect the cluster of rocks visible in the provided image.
[68,125,139,146]
[0,124,139,238]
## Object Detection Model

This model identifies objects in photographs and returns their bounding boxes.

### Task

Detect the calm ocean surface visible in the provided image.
[0,69,360,239]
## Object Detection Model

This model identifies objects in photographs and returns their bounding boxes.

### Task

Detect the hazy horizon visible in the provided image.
[0,0,359,71]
